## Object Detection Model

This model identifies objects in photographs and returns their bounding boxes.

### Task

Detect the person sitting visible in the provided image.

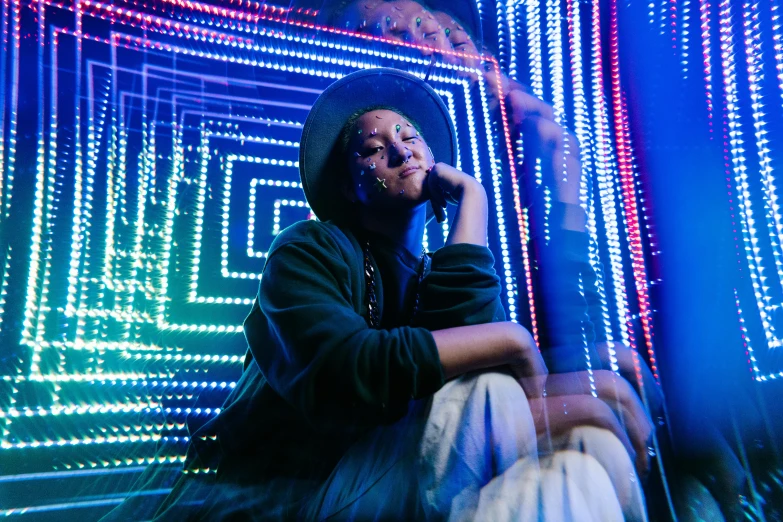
[101,68,650,521]
[318,0,664,415]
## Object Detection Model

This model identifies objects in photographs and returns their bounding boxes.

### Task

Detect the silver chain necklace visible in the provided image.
[362,240,428,329]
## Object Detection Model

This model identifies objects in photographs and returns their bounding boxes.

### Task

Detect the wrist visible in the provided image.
[459,178,488,204]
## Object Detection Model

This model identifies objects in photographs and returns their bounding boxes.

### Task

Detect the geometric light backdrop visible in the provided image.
[0,0,655,517]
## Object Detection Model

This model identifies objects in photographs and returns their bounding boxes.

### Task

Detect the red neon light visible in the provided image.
[608,0,659,382]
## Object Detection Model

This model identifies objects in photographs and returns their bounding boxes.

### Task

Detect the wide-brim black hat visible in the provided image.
[299,67,457,222]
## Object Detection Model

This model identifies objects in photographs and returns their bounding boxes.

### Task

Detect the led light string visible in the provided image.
[78,0,488,70]
[522,0,548,248]
[719,0,779,349]
[20,4,54,387]
[247,176,306,259]
[0,250,10,337]
[742,0,783,292]
[565,0,615,363]
[33,26,474,338]
[1,0,21,220]
[661,0,678,37]
[83,70,118,355]
[506,0,518,78]
[682,0,691,77]
[218,154,300,287]
[773,0,783,108]
[0,0,8,215]
[591,0,633,350]
[734,288,765,380]
[473,78,516,321]
[486,62,537,334]
[699,0,715,128]
[609,0,659,380]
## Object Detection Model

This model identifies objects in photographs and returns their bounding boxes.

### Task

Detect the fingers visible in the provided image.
[540,371,653,475]
[426,165,447,222]
[432,205,446,223]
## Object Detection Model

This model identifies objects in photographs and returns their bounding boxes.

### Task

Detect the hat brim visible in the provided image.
[299,68,457,223]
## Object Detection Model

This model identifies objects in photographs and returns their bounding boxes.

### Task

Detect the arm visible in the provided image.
[504,82,603,363]
[433,321,533,377]
[426,162,488,247]
[250,230,538,430]
[249,238,445,429]
[415,162,505,329]
[531,370,654,473]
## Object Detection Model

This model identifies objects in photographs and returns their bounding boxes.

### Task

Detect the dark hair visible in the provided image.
[338,105,426,161]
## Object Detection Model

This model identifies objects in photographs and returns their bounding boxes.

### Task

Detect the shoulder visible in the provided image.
[266,219,360,264]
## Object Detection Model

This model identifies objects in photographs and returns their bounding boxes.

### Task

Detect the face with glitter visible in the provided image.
[343,109,434,211]
[335,0,456,62]
[431,10,482,69]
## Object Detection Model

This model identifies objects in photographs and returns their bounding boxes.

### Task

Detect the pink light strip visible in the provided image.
[609,0,659,381]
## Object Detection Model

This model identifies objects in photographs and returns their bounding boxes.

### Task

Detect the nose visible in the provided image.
[388,141,412,165]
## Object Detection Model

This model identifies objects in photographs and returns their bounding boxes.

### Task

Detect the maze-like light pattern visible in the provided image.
[0,0,538,488]
[0,3,662,516]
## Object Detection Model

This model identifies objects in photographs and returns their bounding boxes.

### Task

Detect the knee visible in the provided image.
[468,371,523,399]
[565,426,630,463]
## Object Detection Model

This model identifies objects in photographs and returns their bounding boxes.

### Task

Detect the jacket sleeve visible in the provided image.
[413,243,506,331]
[246,239,445,430]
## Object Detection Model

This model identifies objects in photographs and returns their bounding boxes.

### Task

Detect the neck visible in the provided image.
[358,204,427,257]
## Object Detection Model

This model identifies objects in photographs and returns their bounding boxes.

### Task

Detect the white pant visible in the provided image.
[312,372,647,521]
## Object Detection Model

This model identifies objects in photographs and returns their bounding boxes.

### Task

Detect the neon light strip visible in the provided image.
[566,0,615,363]
[248,178,310,259]
[772,0,783,107]
[1,0,20,219]
[472,79,516,322]
[506,0,517,78]
[682,0,691,77]
[488,63,537,335]
[80,0,488,67]
[742,0,783,291]
[0,0,8,215]
[609,0,659,380]
[719,0,779,348]
[698,0,715,127]
[591,0,633,352]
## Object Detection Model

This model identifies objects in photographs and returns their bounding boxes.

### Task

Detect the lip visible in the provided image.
[399,165,421,178]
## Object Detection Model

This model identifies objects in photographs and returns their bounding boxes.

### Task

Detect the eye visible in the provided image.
[390,29,411,41]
